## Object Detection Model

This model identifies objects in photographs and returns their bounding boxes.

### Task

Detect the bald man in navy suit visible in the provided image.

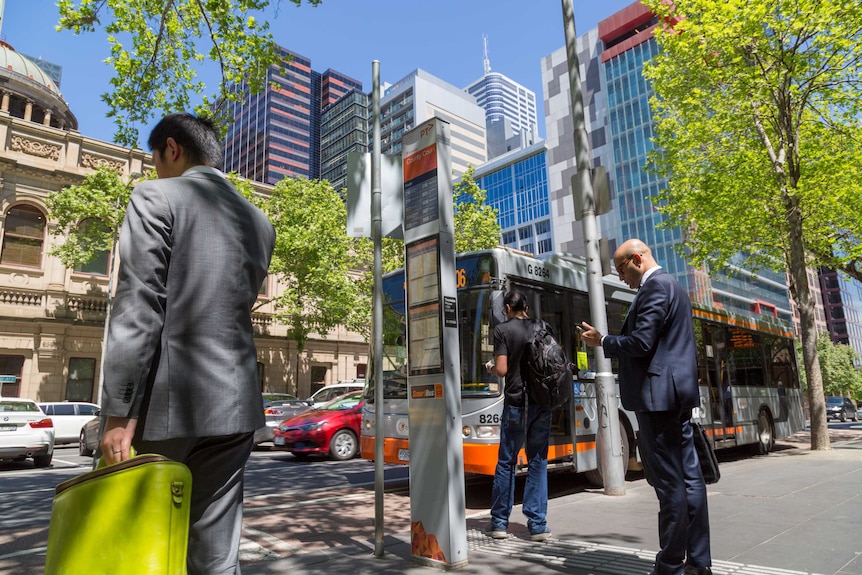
[581,239,712,575]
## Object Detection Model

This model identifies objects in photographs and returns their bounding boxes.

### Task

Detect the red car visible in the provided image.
[273,391,363,460]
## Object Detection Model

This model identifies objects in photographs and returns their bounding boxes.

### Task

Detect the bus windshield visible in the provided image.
[366,254,503,402]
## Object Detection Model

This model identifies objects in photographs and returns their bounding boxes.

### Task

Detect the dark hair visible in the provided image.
[503,291,528,312]
[147,113,223,169]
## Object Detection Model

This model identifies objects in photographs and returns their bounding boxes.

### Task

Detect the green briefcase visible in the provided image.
[44,454,192,575]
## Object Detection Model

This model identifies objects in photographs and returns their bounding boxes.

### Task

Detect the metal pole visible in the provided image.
[371,60,386,557]
[561,0,626,496]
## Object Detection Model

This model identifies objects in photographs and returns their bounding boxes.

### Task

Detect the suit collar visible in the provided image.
[181,165,226,180]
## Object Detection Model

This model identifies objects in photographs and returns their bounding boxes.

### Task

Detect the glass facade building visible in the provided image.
[320,89,369,192]
[222,47,361,185]
[474,142,553,256]
[541,2,793,322]
[819,268,862,367]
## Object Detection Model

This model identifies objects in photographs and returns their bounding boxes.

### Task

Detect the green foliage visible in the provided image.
[643,0,862,281]
[236,175,367,349]
[797,334,862,398]
[47,167,141,269]
[453,166,501,255]
[56,0,322,147]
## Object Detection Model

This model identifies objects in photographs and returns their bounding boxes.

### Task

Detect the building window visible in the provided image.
[0,355,25,397]
[1,205,46,267]
[67,358,96,402]
[502,230,516,245]
[538,238,553,254]
[519,226,533,240]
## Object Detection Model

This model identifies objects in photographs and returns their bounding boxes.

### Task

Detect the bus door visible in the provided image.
[706,324,737,445]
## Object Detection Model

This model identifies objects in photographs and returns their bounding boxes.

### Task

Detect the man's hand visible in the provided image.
[580,321,603,348]
[100,416,137,464]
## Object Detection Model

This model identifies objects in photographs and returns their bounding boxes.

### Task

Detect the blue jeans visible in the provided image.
[489,402,552,534]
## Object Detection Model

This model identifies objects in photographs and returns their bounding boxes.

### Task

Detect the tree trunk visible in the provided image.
[785,197,830,450]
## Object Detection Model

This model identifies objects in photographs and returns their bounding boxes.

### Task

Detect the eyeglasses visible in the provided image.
[615,254,634,276]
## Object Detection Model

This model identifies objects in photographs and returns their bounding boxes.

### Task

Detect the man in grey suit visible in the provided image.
[100,113,275,575]
[580,239,712,575]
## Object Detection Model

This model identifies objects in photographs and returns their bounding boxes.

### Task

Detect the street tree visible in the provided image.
[233,175,367,350]
[452,166,501,255]
[797,334,862,399]
[56,0,322,147]
[642,0,862,449]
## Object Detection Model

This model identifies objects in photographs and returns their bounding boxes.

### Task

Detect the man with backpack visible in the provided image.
[484,290,553,542]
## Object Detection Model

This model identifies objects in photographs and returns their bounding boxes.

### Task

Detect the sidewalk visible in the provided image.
[244,428,862,575]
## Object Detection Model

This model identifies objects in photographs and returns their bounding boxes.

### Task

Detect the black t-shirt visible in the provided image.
[493,317,532,407]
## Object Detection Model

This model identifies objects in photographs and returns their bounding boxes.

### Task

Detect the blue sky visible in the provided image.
[2,0,634,148]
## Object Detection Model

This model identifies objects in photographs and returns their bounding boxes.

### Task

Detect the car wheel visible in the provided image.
[752,408,774,455]
[585,419,630,488]
[329,429,358,461]
[840,413,846,422]
[79,430,94,457]
[33,453,53,468]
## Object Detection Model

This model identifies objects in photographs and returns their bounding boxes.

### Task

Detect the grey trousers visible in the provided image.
[136,433,254,575]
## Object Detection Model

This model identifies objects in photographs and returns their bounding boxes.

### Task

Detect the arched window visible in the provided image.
[1,205,46,267]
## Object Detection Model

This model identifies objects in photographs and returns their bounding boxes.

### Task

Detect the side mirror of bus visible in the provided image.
[490,291,506,324]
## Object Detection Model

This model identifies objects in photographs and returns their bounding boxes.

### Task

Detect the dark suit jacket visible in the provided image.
[601,269,699,413]
[102,168,275,441]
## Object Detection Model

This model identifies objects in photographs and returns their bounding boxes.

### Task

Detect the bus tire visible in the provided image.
[585,419,630,488]
[752,408,774,455]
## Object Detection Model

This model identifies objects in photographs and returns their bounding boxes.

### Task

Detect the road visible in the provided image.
[1,422,858,575]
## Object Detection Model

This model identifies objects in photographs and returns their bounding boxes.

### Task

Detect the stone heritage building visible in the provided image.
[0,40,366,404]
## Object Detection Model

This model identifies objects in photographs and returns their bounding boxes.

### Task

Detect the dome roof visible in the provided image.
[0,40,63,100]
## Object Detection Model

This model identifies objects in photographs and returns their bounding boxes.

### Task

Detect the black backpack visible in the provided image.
[523,320,573,409]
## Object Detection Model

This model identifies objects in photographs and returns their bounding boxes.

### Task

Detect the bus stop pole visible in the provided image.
[561,0,626,496]
[370,60,386,556]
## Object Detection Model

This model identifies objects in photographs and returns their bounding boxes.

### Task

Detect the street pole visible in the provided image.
[370,60,386,557]
[561,0,626,495]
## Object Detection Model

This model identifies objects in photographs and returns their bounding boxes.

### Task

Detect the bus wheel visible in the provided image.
[752,408,774,455]
[585,420,630,488]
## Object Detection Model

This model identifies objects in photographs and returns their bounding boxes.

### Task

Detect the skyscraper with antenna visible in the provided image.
[465,35,539,159]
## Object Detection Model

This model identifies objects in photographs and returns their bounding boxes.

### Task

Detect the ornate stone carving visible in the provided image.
[10,135,61,161]
[81,153,125,172]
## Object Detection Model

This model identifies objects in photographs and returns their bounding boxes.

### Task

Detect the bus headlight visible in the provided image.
[474,425,500,439]
[462,426,472,437]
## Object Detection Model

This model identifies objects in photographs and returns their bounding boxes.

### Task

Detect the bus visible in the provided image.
[360,247,805,486]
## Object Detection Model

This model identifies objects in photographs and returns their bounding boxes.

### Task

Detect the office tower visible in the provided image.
[541,2,794,323]
[818,268,862,367]
[379,69,487,179]
[222,47,362,185]
[465,36,539,160]
[320,89,369,192]
[474,142,554,256]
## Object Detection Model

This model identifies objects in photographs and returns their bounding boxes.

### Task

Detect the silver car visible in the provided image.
[0,398,55,467]
[255,394,312,445]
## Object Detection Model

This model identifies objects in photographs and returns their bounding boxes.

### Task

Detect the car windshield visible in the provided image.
[319,392,362,411]
[826,397,843,405]
[0,401,39,412]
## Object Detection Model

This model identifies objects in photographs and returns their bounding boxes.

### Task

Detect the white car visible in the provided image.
[0,398,55,467]
[306,381,365,406]
[38,402,100,444]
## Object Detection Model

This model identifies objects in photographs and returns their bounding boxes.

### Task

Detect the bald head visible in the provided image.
[613,238,658,289]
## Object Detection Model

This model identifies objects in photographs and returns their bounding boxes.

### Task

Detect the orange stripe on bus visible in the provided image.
[704,425,744,437]
[361,436,595,476]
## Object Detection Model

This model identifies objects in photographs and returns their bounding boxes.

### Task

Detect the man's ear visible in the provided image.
[164,137,182,162]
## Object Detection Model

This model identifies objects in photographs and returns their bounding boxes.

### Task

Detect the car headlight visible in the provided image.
[299,422,324,432]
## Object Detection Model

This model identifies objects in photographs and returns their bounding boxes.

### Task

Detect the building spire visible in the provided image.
[483,34,491,75]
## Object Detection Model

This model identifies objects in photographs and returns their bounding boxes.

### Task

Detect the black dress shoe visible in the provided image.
[684,566,713,575]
